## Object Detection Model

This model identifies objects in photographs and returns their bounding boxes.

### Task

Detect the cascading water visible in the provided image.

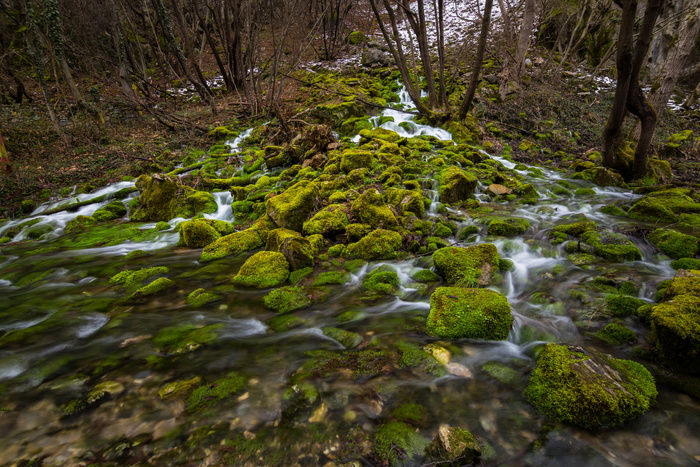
[0,92,698,466]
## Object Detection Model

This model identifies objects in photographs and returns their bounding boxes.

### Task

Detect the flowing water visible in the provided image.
[1,94,699,466]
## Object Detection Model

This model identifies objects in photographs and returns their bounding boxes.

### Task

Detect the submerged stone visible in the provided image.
[425,425,481,467]
[263,286,311,313]
[432,244,501,287]
[373,421,430,465]
[129,277,175,300]
[426,287,512,340]
[232,251,290,288]
[526,344,657,429]
[187,288,221,308]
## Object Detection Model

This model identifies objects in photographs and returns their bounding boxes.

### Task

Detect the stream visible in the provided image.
[0,90,699,466]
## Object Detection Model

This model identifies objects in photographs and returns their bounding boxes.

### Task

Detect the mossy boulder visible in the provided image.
[180,219,234,248]
[426,287,512,340]
[359,127,401,143]
[385,187,425,217]
[647,228,699,259]
[553,220,597,237]
[232,251,290,288]
[200,228,263,261]
[266,180,320,232]
[302,204,350,237]
[487,217,530,236]
[437,166,478,204]
[110,266,169,288]
[340,149,374,173]
[595,323,636,345]
[350,189,398,229]
[93,201,127,221]
[187,288,221,307]
[129,277,175,300]
[606,294,647,317]
[526,343,657,429]
[581,230,642,262]
[263,286,312,313]
[345,229,402,260]
[577,167,625,187]
[425,425,481,467]
[628,189,700,223]
[314,101,365,126]
[432,244,501,287]
[661,269,700,299]
[362,266,400,295]
[131,175,217,222]
[650,282,700,373]
[265,228,314,271]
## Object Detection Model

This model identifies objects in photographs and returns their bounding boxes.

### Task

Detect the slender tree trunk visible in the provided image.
[513,0,535,81]
[459,0,493,119]
[0,131,10,174]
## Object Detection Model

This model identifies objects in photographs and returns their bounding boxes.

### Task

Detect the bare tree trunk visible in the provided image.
[459,0,493,119]
[513,0,535,82]
[0,131,10,174]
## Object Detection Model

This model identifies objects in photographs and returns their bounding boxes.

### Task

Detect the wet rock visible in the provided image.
[487,217,530,236]
[427,287,512,340]
[158,376,202,400]
[628,188,700,223]
[487,183,512,196]
[350,189,398,229]
[436,166,478,204]
[263,286,312,313]
[648,228,699,259]
[432,244,501,287]
[581,230,642,262]
[131,175,217,222]
[425,425,481,467]
[526,344,657,429]
[385,187,425,217]
[340,149,374,173]
[129,277,175,300]
[232,251,290,288]
[373,422,430,465]
[180,219,234,248]
[200,228,263,261]
[266,180,320,232]
[266,228,314,270]
[303,205,350,237]
[344,229,402,260]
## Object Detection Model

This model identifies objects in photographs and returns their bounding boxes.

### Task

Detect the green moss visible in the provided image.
[265,180,320,232]
[385,187,425,217]
[322,327,363,348]
[628,189,700,223]
[110,266,170,288]
[130,175,184,222]
[487,217,530,236]
[553,220,597,237]
[359,127,401,143]
[650,293,700,373]
[186,372,247,412]
[647,228,699,259]
[289,266,313,284]
[159,376,202,400]
[373,422,430,465]
[606,295,647,317]
[437,166,478,204]
[265,228,314,270]
[232,251,290,288]
[671,258,700,270]
[411,269,440,282]
[200,228,263,261]
[595,323,636,345]
[129,277,175,300]
[345,229,402,260]
[312,270,349,286]
[427,287,512,340]
[345,223,372,242]
[425,426,481,466]
[525,343,657,429]
[153,324,222,354]
[298,348,397,380]
[600,205,628,216]
[93,201,127,221]
[302,204,350,236]
[432,244,501,287]
[350,189,398,229]
[362,266,400,294]
[263,286,311,313]
[187,288,221,308]
[180,219,232,248]
[340,149,374,172]
[581,230,642,262]
[659,270,700,299]
[344,259,367,272]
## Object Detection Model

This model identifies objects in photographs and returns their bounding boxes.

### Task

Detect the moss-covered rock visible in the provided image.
[385,187,425,217]
[345,228,402,260]
[359,127,401,143]
[110,266,170,288]
[266,180,320,232]
[437,166,477,204]
[595,323,636,345]
[180,219,234,248]
[525,344,657,429]
[487,217,530,236]
[232,251,290,288]
[581,230,642,262]
[263,286,312,313]
[93,201,127,221]
[648,228,699,259]
[432,244,501,287]
[373,421,430,465]
[553,220,597,237]
[153,324,222,354]
[130,175,217,222]
[350,189,398,229]
[425,425,481,467]
[265,228,314,270]
[628,189,700,223]
[362,266,400,295]
[340,149,374,173]
[661,269,700,299]
[186,372,247,412]
[606,294,647,317]
[302,204,350,237]
[187,288,221,308]
[129,277,175,300]
[426,287,512,340]
[650,292,700,373]
[200,228,263,261]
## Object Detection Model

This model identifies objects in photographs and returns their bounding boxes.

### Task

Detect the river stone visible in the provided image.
[266,228,314,271]
[425,425,481,467]
[487,184,512,195]
[266,180,320,232]
[232,251,290,288]
[350,189,398,229]
[432,244,501,287]
[437,166,478,204]
[526,344,657,429]
[426,287,512,340]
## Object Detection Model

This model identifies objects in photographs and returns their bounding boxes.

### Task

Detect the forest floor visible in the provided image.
[1,47,699,218]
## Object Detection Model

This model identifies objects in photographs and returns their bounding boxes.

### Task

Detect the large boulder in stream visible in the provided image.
[436,166,477,204]
[180,219,235,248]
[432,244,501,287]
[647,228,699,259]
[526,344,657,429]
[302,204,350,237]
[266,180,320,232]
[581,230,642,262]
[345,229,402,260]
[200,228,263,261]
[232,251,290,288]
[265,228,314,271]
[628,188,700,223]
[426,287,512,340]
[131,174,217,222]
